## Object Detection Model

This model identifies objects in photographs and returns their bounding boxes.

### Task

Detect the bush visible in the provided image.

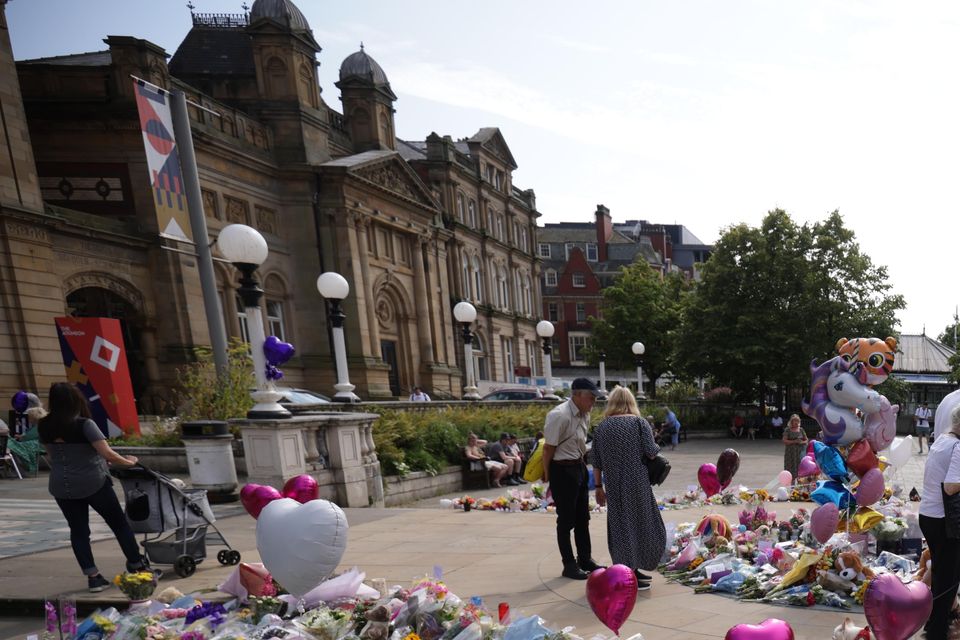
[657,381,700,405]
[372,404,554,476]
[703,387,734,403]
[109,417,183,447]
[177,339,255,421]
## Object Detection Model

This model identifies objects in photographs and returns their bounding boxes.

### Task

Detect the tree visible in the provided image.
[585,262,688,395]
[938,317,960,350]
[674,209,905,406]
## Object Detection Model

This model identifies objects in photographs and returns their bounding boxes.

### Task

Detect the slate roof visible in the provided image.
[396,139,426,161]
[339,49,391,86]
[249,0,311,31]
[894,334,956,374]
[169,28,255,77]
[18,50,112,66]
[538,226,634,244]
[320,149,396,168]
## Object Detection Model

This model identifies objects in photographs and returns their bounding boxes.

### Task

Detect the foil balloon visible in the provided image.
[847,507,884,534]
[863,574,932,640]
[241,483,283,519]
[716,449,740,489]
[813,441,848,482]
[854,468,885,507]
[810,502,839,544]
[698,463,721,497]
[11,390,28,413]
[811,480,853,509]
[724,618,794,640]
[777,470,793,487]
[797,455,820,478]
[263,335,296,366]
[256,498,349,597]
[281,475,319,504]
[846,439,879,477]
[585,564,638,635]
[864,395,899,452]
[885,437,912,470]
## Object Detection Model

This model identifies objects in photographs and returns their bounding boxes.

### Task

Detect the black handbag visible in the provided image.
[645,454,671,486]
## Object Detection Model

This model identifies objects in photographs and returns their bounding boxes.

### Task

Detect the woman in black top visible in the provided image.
[39,383,146,592]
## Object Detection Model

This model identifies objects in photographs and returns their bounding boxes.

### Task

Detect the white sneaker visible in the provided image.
[637,581,651,592]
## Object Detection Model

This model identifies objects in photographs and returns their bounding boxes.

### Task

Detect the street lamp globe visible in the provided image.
[536,320,555,338]
[632,341,645,356]
[217,223,268,265]
[316,272,350,300]
[453,301,477,324]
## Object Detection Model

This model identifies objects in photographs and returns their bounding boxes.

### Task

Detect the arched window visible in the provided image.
[471,255,482,303]
[514,269,522,312]
[298,63,316,108]
[264,56,288,98]
[456,193,465,222]
[498,265,509,311]
[489,260,499,307]
[468,200,476,228]
[473,333,489,381]
[461,251,471,298]
[263,274,288,342]
[524,275,533,316]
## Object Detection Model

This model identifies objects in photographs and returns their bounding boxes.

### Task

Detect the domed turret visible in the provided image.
[249,0,310,31]
[339,46,391,87]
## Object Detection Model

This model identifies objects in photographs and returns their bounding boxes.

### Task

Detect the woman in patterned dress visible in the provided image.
[592,386,666,591]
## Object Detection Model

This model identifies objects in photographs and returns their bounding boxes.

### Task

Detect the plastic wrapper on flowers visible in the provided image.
[64,572,642,640]
[447,485,604,513]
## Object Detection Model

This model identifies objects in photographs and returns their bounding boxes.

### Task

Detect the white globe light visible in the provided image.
[632,341,645,355]
[217,224,268,265]
[536,320,555,338]
[316,272,350,300]
[453,301,477,323]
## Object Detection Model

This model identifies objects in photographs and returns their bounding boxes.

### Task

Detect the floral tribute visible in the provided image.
[114,571,159,601]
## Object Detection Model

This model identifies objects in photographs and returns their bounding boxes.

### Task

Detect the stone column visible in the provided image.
[426,237,445,364]
[356,217,381,356]
[411,235,434,365]
[344,212,374,357]
[435,240,456,366]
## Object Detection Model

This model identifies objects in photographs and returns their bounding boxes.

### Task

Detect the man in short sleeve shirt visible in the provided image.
[915,402,933,454]
[542,378,604,579]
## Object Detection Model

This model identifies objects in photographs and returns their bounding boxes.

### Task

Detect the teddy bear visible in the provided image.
[835,551,875,584]
[832,618,870,640]
[915,548,932,587]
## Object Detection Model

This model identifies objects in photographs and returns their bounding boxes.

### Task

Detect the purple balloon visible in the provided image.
[810,502,839,544]
[864,574,932,640]
[855,468,885,507]
[263,336,295,366]
[698,463,721,497]
[585,564,638,635]
[11,391,28,413]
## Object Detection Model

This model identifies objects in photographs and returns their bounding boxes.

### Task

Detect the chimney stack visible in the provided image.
[595,204,612,261]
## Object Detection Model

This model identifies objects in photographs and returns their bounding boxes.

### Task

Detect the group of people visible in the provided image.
[463,432,529,487]
[0,392,46,474]
[729,410,784,439]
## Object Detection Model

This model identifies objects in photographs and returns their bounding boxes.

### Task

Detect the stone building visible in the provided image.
[0,0,542,407]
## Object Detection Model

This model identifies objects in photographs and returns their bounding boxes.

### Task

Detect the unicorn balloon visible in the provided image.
[802,356,882,446]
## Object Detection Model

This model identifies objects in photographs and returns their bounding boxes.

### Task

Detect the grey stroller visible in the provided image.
[113,465,240,577]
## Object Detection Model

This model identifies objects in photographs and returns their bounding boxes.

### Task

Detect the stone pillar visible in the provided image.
[411,235,434,365]
[356,218,381,356]
[345,213,374,357]
[323,412,379,507]
[236,417,308,487]
[426,238,445,364]
[435,240,456,366]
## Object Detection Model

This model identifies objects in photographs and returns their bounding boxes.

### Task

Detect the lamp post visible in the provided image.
[536,320,557,399]
[217,223,290,419]
[317,272,361,403]
[599,351,607,395]
[632,341,646,400]
[453,301,480,400]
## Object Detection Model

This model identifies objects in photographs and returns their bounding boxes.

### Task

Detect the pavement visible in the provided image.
[0,437,933,640]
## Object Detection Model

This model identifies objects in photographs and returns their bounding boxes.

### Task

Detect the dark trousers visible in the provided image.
[549,460,591,566]
[920,513,960,639]
[55,478,141,576]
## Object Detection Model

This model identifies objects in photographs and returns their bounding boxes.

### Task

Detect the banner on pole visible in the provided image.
[133,79,193,243]
[55,316,140,438]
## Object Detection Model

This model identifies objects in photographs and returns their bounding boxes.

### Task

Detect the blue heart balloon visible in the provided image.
[263,335,295,366]
[11,390,28,413]
[813,440,848,482]
[811,480,854,509]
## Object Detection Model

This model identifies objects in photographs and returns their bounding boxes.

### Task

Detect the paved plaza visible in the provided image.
[0,438,931,640]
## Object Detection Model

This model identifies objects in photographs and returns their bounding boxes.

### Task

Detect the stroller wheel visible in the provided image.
[174,554,197,578]
[227,550,241,565]
[217,550,231,565]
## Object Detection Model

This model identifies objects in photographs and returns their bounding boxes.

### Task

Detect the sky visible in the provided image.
[7,0,960,337]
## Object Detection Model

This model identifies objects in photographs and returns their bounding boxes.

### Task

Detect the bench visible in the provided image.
[461,437,540,490]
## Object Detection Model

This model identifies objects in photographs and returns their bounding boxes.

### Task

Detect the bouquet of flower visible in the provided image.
[456,496,477,511]
[297,606,354,640]
[114,571,158,601]
[872,517,907,542]
[249,596,283,622]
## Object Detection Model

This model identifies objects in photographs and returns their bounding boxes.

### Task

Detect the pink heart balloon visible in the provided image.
[810,502,839,544]
[281,474,319,504]
[586,564,637,635]
[698,463,721,497]
[724,618,795,640]
[863,574,932,640]
[241,483,282,519]
[797,455,820,477]
[854,467,885,507]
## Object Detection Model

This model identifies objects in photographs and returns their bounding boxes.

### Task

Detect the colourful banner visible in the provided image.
[55,317,140,437]
[133,79,192,243]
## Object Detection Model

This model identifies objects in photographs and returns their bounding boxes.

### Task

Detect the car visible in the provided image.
[268,387,332,406]
[480,388,544,401]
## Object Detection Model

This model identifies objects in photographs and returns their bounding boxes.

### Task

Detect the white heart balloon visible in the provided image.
[256,498,348,596]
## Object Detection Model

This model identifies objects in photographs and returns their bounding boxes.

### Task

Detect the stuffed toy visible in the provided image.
[832,617,870,640]
[915,548,932,587]
[835,551,875,583]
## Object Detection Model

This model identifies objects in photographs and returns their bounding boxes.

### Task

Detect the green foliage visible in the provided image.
[586,262,690,392]
[939,321,959,350]
[108,417,183,447]
[177,339,255,421]
[372,404,553,476]
[703,387,734,403]
[874,375,911,408]
[674,209,904,403]
[656,380,700,405]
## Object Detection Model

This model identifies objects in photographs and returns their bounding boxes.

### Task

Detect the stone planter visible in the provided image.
[181,420,238,503]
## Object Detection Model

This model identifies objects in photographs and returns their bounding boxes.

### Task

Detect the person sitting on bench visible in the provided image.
[464,433,510,487]
[487,433,521,486]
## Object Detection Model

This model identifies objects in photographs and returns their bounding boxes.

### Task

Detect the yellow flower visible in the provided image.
[114,574,123,586]
[402,633,421,640]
